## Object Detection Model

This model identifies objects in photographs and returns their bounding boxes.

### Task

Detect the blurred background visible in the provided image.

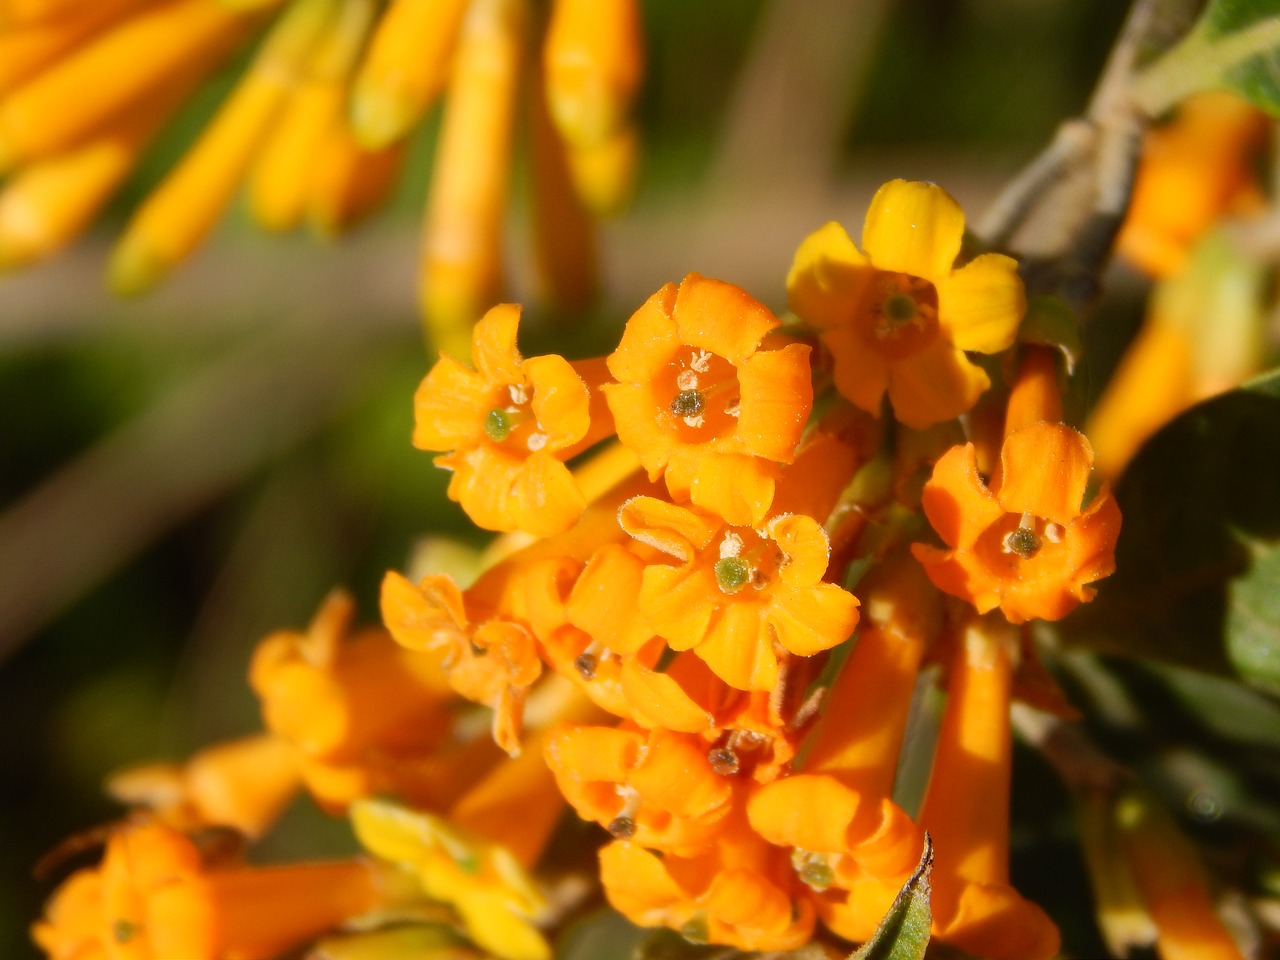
[13,1,1275,957]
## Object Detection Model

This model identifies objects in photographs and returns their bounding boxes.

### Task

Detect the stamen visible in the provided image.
[670,389,705,418]
[1044,521,1065,543]
[508,383,529,405]
[676,369,699,391]
[526,432,548,451]
[689,349,713,373]
[608,786,640,838]
[718,531,744,559]
[714,556,751,594]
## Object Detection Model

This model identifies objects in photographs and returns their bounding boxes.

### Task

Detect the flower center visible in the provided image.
[860,271,940,360]
[975,511,1068,572]
[482,382,548,452]
[711,529,783,595]
[660,347,741,443]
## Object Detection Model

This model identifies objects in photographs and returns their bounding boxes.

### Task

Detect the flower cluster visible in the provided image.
[33,181,1123,960]
[0,0,642,352]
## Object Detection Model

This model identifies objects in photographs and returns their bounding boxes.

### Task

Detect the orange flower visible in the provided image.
[33,819,391,960]
[787,179,1024,428]
[380,569,543,756]
[912,422,1120,623]
[106,734,301,841]
[249,590,454,764]
[413,301,609,537]
[603,273,813,525]
[545,724,734,854]
[598,820,814,952]
[618,495,859,691]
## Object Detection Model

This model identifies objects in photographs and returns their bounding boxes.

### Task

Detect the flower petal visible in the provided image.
[937,252,1025,354]
[607,281,679,382]
[638,561,719,651]
[697,601,776,691]
[768,513,832,586]
[524,353,591,449]
[886,337,989,429]
[686,450,778,527]
[786,220,873,333]
[824,325,891,415]
[996,423,1094,525]
[919,442,1005,549]
[412,354,495,451]
[672,272,779,364]
[620,658,715,733]
[471,303,525,385]
[602,381,671,479]
[618,495,721,561]
[567,544,652,654]
[510,451,588,536]
[747,774,861,852]
[766,582,859,657]
[861,179,965,281]
[735,343,813,463]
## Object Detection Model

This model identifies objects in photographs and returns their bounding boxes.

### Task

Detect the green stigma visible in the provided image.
[884,292,918,323]
[1005,526,1043,559]
[714,556,750,593]
[483,408,512,442]
[670,389,706,418]
[113,920,137,945]
[799,859,835,889]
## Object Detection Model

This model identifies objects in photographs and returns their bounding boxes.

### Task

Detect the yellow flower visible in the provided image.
[352,798,552,960]
[603,273,814,526]
[788,179,1025,428]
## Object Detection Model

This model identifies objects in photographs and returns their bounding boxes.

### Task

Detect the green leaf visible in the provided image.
[1133,0,1280,116]
[1060,368,1280,688]
[848,835,933,960]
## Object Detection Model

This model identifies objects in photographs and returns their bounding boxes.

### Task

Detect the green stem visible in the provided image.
[1132,17,1280,117]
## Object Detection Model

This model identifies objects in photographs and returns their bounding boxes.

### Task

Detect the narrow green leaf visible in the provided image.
[848,835,933,960]
[556,907,650,960]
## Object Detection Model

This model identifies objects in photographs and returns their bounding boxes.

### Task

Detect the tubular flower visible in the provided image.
[32,819,393,960]
[618,495,859,692]
[787,179,1025,429]
[603,273,814,526]
[912,421,1121,623]
[0,0,644,341]
[413,302,610,537]
[599,821,815,953]
[545,725,734,854]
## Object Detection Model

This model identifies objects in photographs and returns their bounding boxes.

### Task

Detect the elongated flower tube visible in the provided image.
[918,618,1060,960]
[413,302,612,537]
[543,0,642,149]
[32,820,394,960]
[788,179,1025,429]
[913,421,1120,623]
[603,273,814,526]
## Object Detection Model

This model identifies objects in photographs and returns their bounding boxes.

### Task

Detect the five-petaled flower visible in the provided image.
[619,495,859,691]
[912,422,1121,623]
[787,179,1024,429]
[413,302,603,537]
[603,272,813,526]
